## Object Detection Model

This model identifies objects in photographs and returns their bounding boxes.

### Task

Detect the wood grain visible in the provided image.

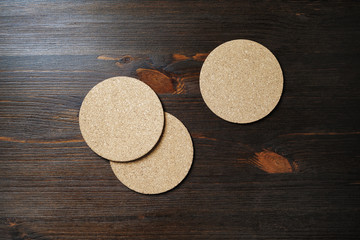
[1,0,360,239]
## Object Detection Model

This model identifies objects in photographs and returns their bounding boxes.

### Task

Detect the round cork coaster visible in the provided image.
[79,76,164,162]
[110,113,193,194]
[200,39,283,123]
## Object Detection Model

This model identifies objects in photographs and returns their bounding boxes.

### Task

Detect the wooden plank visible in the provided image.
[0,0,360,239]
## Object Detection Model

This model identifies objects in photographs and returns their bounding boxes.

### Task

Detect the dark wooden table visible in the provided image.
[1,1,359,239]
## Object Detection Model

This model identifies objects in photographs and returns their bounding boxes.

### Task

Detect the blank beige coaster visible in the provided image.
[110,113,193,194]
[200,39,283,123]
[79,76,164,162]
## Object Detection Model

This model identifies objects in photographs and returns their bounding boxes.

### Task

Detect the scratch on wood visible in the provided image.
[97,55,121,60]
[172,53,208,62]
[136,68,174,93]
[0,136,84,144]
[98,55,135,68]
[250,149,294,174]
[191,133,217,141]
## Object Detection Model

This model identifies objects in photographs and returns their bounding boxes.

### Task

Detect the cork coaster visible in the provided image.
[79,76,164,162]
[110,113,193,194]
[200,39,283,123]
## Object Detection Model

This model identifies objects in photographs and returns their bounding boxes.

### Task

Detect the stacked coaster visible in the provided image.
[79,39,283,194]
[79,76,193,194]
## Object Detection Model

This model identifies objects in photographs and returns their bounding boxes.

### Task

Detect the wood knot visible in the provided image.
[251,149,295,174]
[136,68,174,94]
[118,55,134,64]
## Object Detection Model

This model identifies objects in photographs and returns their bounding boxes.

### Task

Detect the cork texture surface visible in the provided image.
[79,76,164,162]
[110,113,193,194]
[200,39,283,123]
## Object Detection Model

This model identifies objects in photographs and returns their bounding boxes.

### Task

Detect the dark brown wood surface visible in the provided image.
[1,1,360,239]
